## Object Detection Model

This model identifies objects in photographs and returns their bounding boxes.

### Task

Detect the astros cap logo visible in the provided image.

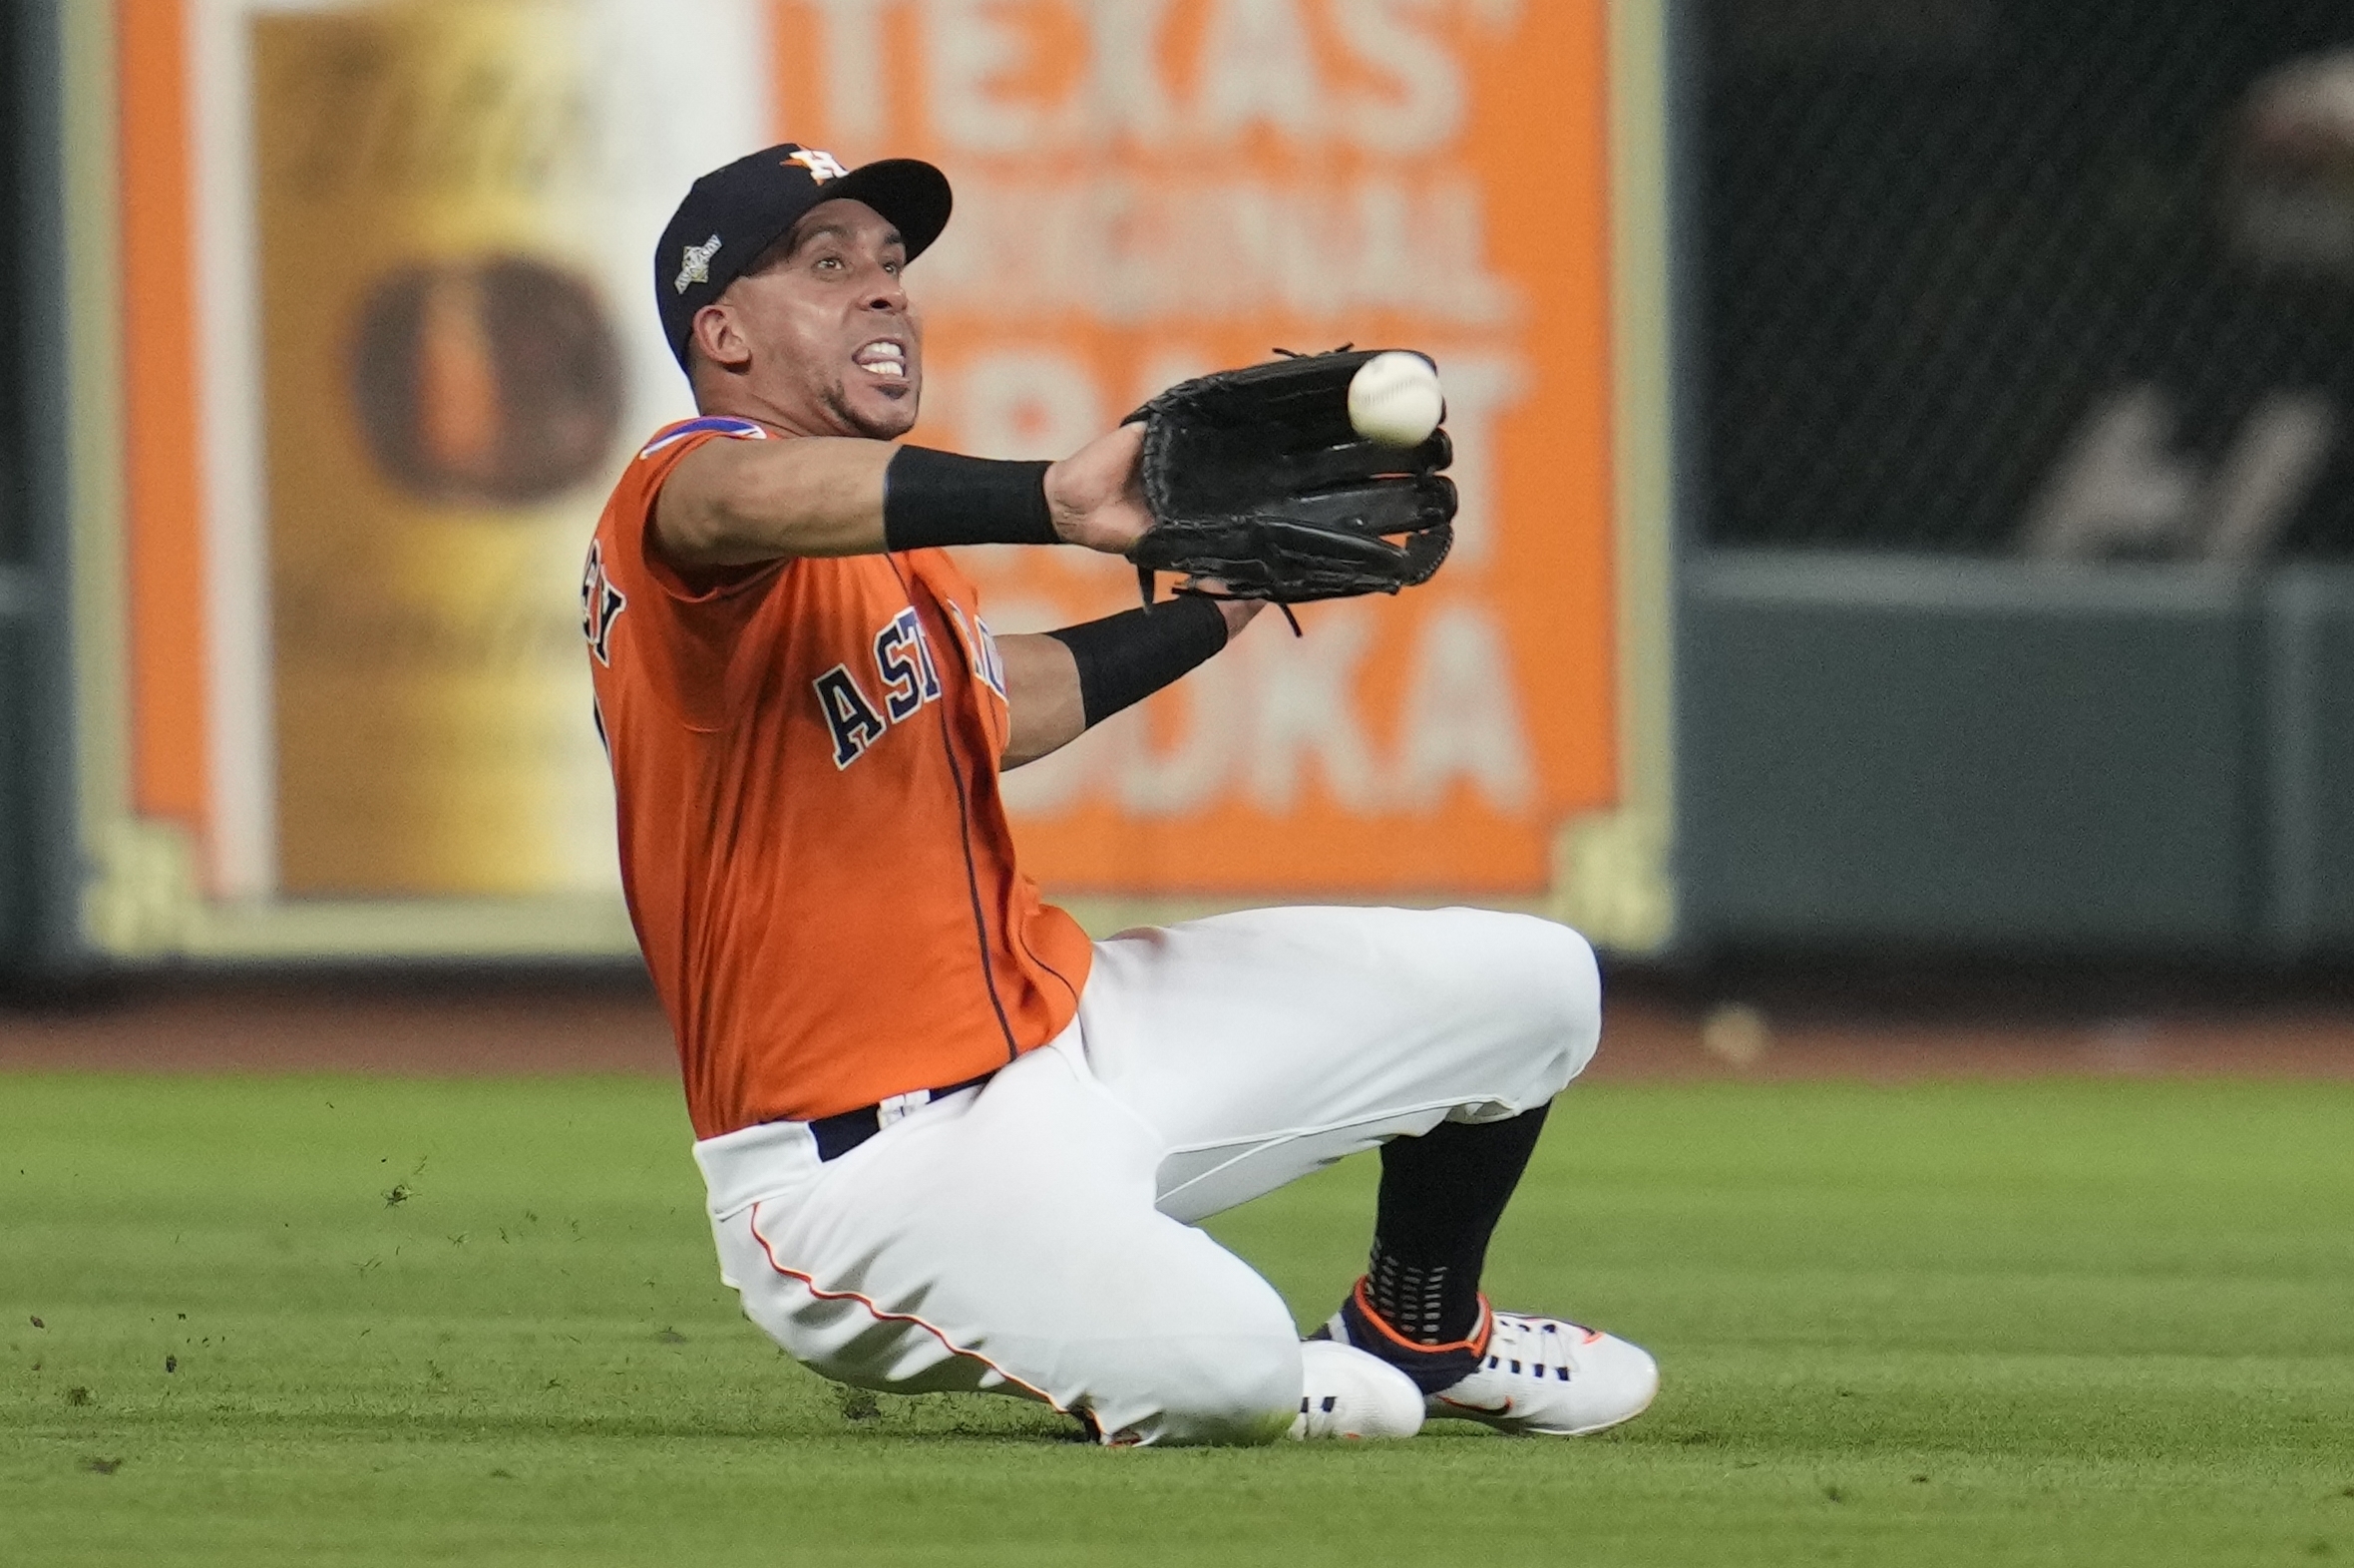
[786,148,850,183]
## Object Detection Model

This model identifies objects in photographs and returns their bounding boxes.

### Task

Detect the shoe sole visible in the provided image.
[1431,1379,1658,1437]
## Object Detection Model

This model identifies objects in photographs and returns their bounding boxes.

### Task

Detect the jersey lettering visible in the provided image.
[975,616,1006,699]
[818,603,994,769]
[814,665,890,768]
[942,601,1009,700]
[873,607,938,723]
[914,616,943,701]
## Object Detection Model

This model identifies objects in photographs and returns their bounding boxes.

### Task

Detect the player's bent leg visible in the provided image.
[714,1204,1302,1445]
[695,1040,1306,1447]
[1077,905,1601,1221]
[1072,904,1655,1437]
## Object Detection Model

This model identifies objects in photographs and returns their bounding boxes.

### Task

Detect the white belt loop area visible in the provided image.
[874,1088,934,1130]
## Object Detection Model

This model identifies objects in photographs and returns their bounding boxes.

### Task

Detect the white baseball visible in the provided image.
[1347,351,1444,448]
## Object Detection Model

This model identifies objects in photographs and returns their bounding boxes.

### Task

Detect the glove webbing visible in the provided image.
[1136,569,1303,636]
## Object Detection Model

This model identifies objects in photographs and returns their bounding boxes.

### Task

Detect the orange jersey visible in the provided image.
[584,416,1093,1138]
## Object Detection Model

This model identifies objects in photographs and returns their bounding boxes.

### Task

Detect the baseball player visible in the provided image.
[584,143,1658,1445]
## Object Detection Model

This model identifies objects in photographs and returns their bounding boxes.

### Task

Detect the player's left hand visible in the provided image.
[1043,424,1154,555]
[1214,598,1266,636]
[1125,349,1456,605]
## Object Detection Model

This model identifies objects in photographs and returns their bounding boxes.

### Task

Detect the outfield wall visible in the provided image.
[1,0,1681,970]
[0,1,88,977]
[1674,2,2354,962]
[8,0,2354,973]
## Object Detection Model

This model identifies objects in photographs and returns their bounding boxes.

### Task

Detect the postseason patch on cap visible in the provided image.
[639,416,768,459]
[673,234,722,294]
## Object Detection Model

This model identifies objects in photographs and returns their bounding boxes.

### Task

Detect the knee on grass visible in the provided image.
[1090,1333,1302,1447]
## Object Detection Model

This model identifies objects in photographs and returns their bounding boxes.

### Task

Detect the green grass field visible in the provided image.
[3,1073,2350,1566]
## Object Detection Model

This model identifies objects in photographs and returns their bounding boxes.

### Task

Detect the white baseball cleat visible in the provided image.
[1289,1341,1426,1440]
[1424,1311,1659,1436]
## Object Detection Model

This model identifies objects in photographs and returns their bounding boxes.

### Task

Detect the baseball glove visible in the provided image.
[1125,349,1456,619]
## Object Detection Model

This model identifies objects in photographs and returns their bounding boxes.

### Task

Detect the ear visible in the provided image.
[691,302,752,372]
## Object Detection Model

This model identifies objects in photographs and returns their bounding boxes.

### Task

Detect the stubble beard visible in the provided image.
[825,377,918,442]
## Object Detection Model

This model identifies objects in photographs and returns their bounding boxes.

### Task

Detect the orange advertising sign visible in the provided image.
[82,0,1671,960]
[772,0,1620,895]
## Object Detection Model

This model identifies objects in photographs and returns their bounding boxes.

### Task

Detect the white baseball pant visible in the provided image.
[692,905,1601,1446]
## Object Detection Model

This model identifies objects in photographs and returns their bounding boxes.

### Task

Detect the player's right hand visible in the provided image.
[1043,424,1153,556]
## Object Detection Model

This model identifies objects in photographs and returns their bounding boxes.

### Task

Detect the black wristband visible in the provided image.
[883,446,1059,551]
[1044,596,1230,729]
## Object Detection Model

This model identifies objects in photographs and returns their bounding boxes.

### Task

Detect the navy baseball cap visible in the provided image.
[654,143,953,372]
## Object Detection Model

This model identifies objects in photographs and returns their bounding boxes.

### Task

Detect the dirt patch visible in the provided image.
[0,976,674,1075]
[0,967,2349,1080]
[1591,991,2354,1081]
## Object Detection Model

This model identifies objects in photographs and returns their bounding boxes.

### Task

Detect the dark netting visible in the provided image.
[1702,0,2354,558]
[0,2,24,568]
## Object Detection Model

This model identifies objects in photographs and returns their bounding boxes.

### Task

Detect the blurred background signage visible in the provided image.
[817,1,1651,911]
[30,1,2354,971]
[77,0,1678,960]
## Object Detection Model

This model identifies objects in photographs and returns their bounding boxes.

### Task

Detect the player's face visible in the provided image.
[725,199,921,440]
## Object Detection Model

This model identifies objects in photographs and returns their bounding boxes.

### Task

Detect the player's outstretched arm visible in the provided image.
[998,598,1261,769]
[654,436,896,567]
[652,424,1155,571]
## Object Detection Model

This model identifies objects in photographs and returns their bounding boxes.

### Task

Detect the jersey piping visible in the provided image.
[895,557,1019,1061]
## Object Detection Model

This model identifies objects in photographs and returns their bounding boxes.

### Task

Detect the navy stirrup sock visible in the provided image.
[1322,1104,1552,1392]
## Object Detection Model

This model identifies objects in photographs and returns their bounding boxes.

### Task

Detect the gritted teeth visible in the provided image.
[855,339,909,377]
